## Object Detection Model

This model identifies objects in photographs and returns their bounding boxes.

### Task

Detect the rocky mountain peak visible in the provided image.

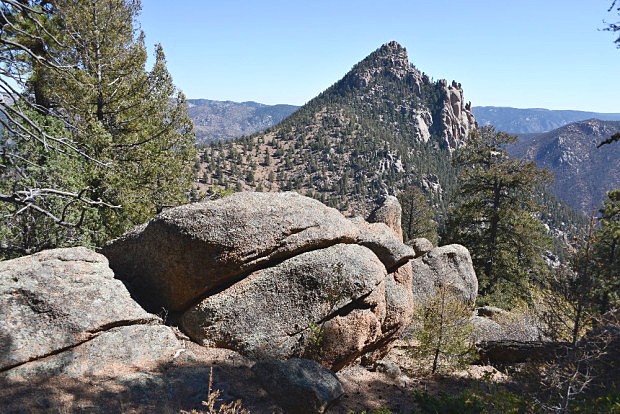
[197,41,477,215]
[341,41,418,90]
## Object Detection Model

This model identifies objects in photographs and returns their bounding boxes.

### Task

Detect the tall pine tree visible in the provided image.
[445,126,552,307]
[2,0,196,253]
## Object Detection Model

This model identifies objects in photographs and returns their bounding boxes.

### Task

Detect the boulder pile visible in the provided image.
[0,192,481,412]
[103,192,416,370]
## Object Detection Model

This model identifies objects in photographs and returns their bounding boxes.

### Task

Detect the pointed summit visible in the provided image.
[339,41,418,90]
[198,41,477,216]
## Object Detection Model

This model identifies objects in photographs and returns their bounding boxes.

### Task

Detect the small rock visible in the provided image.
[252,358,343,414]
[408,238,434,258]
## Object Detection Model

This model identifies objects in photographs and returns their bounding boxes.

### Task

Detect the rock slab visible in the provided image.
[0,247,160,372]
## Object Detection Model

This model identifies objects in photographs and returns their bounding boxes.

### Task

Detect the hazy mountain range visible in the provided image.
[187,101,620,143]
[188,99,298,144]
[473,106,620,134]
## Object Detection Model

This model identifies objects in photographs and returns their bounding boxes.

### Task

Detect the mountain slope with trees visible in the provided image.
[198,41,476,220]
[509,119,620,215]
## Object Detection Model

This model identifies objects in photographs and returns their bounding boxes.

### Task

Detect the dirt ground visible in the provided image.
[0,339,510,414]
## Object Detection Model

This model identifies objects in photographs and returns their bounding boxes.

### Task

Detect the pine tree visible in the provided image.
[411,285,475,374]
[445,127,552,307]
[27,0,196,243]
[398,186,438,245]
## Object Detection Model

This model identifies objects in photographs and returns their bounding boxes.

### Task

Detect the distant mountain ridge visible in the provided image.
[508,119,620,214]
[187,99,298,144]
[473,106,620,134]
[187,101,620,142]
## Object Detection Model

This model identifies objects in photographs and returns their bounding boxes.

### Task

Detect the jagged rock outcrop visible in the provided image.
[252,358,344,414]
[0,248,182,380]
[336,41,476,152]
[104,192,415,370]
[438,80,477,150]
[410,244,478,306]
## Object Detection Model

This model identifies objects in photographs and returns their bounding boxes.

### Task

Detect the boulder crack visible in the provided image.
[0,318,160,375]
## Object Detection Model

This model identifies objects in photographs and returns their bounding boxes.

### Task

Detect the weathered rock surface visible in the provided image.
[410,244,478,306]
[368,195,404,240]
[408,238,434,258]
[351,217,414,271]
[103,192,364,312]
[252,358,344,414]
[4,325,180,381]
[0,248,161,372]
[180,244,389,370]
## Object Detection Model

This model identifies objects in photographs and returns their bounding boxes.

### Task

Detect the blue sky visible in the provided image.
[139,1,619,112]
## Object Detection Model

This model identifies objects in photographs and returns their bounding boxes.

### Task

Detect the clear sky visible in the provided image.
[139,1,619,112]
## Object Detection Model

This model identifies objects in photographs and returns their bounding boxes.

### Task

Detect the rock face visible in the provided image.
[104,192,416,370]
[410,244,478,306]
[0,248,181,380]
[180,244,387,368]
[103,192,362,312]
[438,80,477,151]
[252,358,344,414]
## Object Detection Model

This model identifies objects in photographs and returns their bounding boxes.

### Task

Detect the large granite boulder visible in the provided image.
[103,192,410,312]
[0,247,182,381]
[410,244,478,306]
[180,244,388,370]
[104,192,416,370]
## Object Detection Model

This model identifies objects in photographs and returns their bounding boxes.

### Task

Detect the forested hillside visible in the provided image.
[510,119,620,214]
[198,41,476,220]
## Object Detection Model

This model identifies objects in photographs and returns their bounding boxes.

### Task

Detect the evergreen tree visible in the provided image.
[0,107,95,257]
[398,186,438,245]
[411,285,475,374]
[445,127,552,307]
[2,0,196,250]
[591,189,619,314]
